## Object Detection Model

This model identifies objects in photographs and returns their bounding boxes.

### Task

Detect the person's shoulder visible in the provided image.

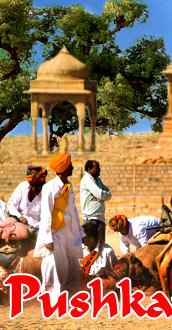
[17,181,30,189]
[42,176,64,193]
[146,216,160,224]
[80,172,91,185]
[42,176,57,188]
[128,217,140,227]
[131,216,159,224]
[81,173,87,180]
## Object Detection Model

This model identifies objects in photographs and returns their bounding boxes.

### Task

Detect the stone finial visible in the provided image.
[59,45,69,54]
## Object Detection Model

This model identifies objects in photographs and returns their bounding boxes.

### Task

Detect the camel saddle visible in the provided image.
[148,204,172,245]
[148,232,171,245]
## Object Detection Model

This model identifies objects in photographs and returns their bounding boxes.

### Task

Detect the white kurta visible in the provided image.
[82,243,117,275]
[7,181,42,229]
[80,171,111,222]
[34,176,85,302]
[0,200,8,222]
[119,216,160,254]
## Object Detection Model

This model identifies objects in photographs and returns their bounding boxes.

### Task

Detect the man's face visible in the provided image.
[118,221,129,235]
[63,163,74,178]
[88,162,100,178]
[32,181,45,195]
[84,235,98,252]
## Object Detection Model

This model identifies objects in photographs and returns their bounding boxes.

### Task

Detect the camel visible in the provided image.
[156,239,172,298]
[0,241,169,306]
[80,243,167,296]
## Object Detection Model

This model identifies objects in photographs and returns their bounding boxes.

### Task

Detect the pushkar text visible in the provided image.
[4,274,172,320]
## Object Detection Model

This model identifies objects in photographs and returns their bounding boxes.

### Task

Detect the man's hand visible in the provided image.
[19,217,28,224]
[45,243,54,251]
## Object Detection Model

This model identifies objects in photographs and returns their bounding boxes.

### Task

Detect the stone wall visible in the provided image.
[1,163,172,222]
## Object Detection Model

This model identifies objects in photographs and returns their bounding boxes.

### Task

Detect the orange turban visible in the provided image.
[109,215,128,232]
[49,152,71,173]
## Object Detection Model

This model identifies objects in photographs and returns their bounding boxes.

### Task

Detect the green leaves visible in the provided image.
[97,75,136,133]
[0,1,67,140]
[0,0,170,141]
[0,0,33,49]
[103,0,148,28]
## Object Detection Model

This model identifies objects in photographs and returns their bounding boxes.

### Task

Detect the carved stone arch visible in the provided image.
[48,100,78,151]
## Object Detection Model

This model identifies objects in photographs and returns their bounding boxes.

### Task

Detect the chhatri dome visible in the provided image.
[26,45,97,155]
[37,45,89,80]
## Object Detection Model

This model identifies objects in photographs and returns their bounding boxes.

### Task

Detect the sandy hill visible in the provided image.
[0,132,167,165]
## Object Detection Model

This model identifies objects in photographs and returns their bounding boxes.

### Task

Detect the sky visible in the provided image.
[7,0,172,136]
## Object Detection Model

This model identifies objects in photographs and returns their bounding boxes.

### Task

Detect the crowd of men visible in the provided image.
[0,152,161,302]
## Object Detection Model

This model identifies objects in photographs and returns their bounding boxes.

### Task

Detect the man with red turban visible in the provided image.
[8,165,47,230]
[34,152,85,303]
[109,214,160,254]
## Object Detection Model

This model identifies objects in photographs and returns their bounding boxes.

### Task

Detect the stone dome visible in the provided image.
[37,46,89,80]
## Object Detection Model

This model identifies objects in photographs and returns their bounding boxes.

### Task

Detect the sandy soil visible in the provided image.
[0,301,171,330]
[0,231,171,329]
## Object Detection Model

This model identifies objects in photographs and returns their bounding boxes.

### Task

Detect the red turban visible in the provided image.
[49,152,71,173]
[26,166,47,186]
[109,215,128,232]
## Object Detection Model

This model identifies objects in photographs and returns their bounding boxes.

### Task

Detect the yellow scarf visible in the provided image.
[51,183,70,232]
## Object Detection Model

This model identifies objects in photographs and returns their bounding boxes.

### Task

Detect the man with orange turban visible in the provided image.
[34,152,85,303]
[109,214,160,254]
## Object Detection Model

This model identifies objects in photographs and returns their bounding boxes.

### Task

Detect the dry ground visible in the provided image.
[0,133,163,164]
[0,301,171,330]
[0,231,171,329]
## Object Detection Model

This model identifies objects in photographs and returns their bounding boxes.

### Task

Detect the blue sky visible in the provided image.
[8,0,172,136]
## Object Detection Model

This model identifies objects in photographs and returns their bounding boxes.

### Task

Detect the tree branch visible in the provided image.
[0,117,22,142]
[110,15,126,36]
[0,38,20,79]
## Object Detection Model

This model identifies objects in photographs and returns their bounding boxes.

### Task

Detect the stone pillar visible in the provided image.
[166,77,172,118]
[42,117,49,154]
[32,117,38,154]
[76,102,85,152]
[88,96,97,151]
[158,63,172,142]
[90,116,96,151]
[31,96,39,154]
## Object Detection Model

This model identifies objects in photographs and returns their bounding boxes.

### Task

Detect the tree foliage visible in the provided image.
[0,0,68,141]
[0,0,170,143]
[97,74,136,133]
